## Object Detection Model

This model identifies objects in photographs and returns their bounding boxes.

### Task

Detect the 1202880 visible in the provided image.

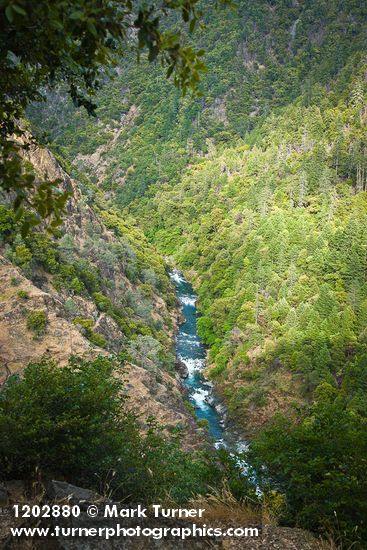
[13,504,81,518]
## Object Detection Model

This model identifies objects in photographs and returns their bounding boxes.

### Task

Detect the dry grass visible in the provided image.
[187,484,261,526]
[314,536,340,550]
[187,485,342,550]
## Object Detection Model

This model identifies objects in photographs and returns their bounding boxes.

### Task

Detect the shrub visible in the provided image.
[139,283,154,298]
[126,335,162,370]
[0,357,137,487]
[184,400,196,415]
[75,262,100,293]
[0,205,16,240]
[0,357,252,503]
[89,331,107,348]
[209,362,227,378]
[26,310,48,337]
[93,292,113,313]
[64,298,79,316]
[197,418,209,429]
[72,317,94,331]
[13,244,32,269]
[26,233,59,273]
[17,290,28,300]
[58,234,75,262]
[249,396,367,547]
[72,317,106,347]
[70,277,85,294]
[114,315,132,336]
[141,268,158,287]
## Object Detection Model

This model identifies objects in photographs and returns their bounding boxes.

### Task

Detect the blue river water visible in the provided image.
[170,269,247,452]
[170,269,224,442]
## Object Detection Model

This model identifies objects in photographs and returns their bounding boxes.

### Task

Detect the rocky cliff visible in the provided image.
[0,144,199,445]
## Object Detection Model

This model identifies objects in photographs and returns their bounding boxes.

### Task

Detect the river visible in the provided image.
[170,269,247,453]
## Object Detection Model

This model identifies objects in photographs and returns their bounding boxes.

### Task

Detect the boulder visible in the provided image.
[175,358,189,379]
[46,481,102,505]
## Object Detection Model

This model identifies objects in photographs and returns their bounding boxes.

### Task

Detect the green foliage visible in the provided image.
[1,195,176,360]
[0,205,16,239]
[88,331,107,348]
[17,290,28,300]
[93,292,113,313]
[129,61,367,430]
[25,233,59,273]
[72,317,106,348]
[7,3,367,546]
[0,138,71,236]
[26,310,47,337]
[0,0,227,231]
[67,277,84,294]
[0,356,253,503]
[72,317,94,331]
[249,361,367,547]
[29,0,367,207]
[64,298,78,316]
[13,244,32,268]
[126,335,163,371]
[197,418,209,429]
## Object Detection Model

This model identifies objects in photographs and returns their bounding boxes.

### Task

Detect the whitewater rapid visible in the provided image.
[170,268,248,453]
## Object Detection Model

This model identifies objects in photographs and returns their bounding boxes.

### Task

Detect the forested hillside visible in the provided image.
[29,0,367,203]
[1,0,266,525]
[1,142,246,518]
[136,60,367,426]
[16,0,367,547]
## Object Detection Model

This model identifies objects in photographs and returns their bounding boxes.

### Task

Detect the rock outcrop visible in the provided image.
[0,256,96,383]
[0,144,197,445]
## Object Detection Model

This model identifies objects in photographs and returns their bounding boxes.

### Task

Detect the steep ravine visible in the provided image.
[0,144,201,448]
[171,269,247,453]
[0,148,332,550]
